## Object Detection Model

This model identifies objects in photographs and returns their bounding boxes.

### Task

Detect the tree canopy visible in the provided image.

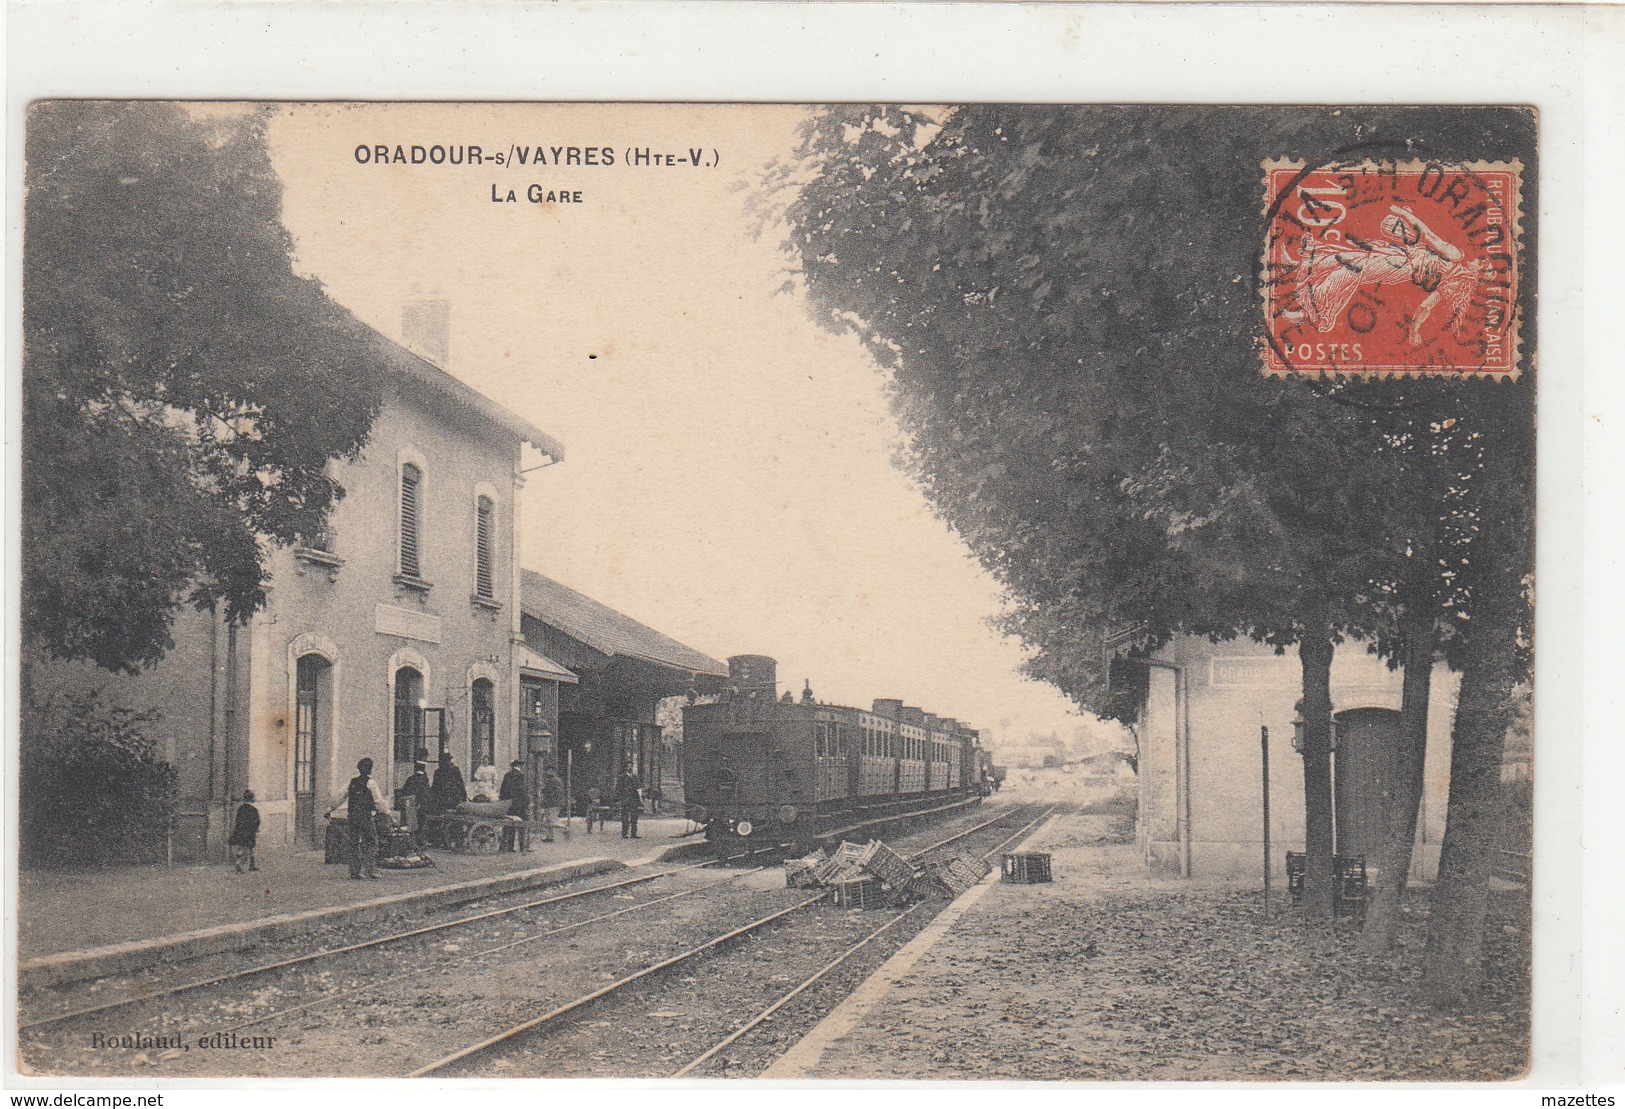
[781,104,1532,706]
[23,102,387,672]
[782,104,1535,992]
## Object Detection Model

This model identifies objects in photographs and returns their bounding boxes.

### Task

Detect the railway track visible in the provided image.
[19,801,1050,1078]
[671,807,1056,1079]
[414,802,1056,1078]
[17,847,780,1033]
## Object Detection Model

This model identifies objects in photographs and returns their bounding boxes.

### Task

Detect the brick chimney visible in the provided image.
[402,299,451,366]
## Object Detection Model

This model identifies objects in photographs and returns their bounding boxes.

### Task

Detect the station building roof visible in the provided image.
[374,330,565,460]
[520,569,728,679]
[515,642,579,684]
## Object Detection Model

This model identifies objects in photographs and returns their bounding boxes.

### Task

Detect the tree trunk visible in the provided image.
[1298,634,1336,919]
[1359,614,1436,952]
[1421,619,1517,1006]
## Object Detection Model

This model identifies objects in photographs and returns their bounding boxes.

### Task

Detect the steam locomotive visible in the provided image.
[682,655,995,851]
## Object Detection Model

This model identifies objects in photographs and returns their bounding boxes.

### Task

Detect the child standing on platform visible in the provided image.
[228,790,260,873]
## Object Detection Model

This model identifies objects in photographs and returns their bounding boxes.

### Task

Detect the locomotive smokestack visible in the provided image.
[728,655,778,702]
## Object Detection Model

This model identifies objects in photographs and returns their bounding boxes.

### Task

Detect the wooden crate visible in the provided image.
[815,840,876,884]
[1001,852,1053,884]
[1285,851,1368,917]
[920,857,988,897]
[830,875,885,909]
[863,841,921,887]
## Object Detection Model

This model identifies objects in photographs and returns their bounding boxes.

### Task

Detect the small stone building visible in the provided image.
[1119,636,1458,883]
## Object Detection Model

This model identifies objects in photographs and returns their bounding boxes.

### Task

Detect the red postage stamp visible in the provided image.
[1260,158,1524,380]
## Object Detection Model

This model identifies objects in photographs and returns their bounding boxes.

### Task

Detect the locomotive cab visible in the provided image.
[682,674,818,850]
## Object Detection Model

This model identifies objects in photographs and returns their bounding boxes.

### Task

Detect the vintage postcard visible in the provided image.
[9,99,1547,1086]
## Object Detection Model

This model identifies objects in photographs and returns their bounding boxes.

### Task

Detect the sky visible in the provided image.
[266,103,1118,751]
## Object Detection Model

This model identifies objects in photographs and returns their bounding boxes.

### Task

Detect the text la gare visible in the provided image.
[493,184,584,205]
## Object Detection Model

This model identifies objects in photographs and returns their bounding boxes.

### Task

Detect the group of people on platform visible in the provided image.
[227,754,653,880]
[392,750,479,832]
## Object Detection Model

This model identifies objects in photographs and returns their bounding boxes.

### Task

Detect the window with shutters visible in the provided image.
[474,495,495,600]
[399,463,423,580]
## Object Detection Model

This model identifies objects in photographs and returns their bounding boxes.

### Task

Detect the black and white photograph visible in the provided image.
[3,4,1616,1094]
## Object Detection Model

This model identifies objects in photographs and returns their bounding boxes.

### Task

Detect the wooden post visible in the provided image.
[1261,720,1271,916]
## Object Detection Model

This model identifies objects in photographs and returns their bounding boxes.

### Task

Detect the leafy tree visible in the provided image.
[1417,401,1534,1002]
[23,101,386,673]
[20,691,178,866]
[781,105,1534,992]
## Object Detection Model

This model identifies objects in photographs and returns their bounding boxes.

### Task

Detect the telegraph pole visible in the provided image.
[1261,714,1272,916]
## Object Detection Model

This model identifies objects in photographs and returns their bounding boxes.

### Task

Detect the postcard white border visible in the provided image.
[5,1,1620,1102]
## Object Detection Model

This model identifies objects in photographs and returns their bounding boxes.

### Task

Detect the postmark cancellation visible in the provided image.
[1261,157,1525,381]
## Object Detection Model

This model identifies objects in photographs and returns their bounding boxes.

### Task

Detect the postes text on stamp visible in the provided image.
[1261,158,1524,380]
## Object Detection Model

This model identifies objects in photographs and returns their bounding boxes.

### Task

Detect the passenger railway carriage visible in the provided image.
[682,655,987,850]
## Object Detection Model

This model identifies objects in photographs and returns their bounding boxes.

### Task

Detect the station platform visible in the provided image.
[762,804,1091,1080]
[16,815,702,990]
[763,798,1268,1080]
[764,793,1530,1082]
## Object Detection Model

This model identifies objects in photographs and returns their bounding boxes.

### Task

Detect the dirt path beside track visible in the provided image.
[793,796,1529,1082]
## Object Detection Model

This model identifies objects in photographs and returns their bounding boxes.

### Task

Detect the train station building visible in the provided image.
[25,301,740,865]
[26,307,565,861]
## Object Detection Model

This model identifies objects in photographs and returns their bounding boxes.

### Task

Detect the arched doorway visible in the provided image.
[393,665,425,791]
[294,654,333,849]
[471,678,496,771]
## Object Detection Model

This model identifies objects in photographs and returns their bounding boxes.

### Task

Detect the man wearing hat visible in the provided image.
[396,760,432,842]
[346,757,387,880]
[539,765,565,844]
[499,758,529,851]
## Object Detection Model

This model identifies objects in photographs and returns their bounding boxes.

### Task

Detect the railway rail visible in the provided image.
[413,802,1056,1078]
[20,801,1051,1079]
[18,847,780,1033]
[667,805,1056,1079]
[665,804,1059,1077]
